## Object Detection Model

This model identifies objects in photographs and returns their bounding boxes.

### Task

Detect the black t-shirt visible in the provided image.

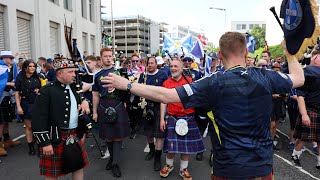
[15,72,41,104]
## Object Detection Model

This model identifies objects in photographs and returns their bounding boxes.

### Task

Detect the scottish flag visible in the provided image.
[163,33,194,55]
[0,60,9,97]
[204,56,212,76]
[180,34,193,52]
[246,33,256,54]
[163,33,176,53]
[190,39,204,58]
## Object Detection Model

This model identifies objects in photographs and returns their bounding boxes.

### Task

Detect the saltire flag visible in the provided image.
[180,34,193,52]
[190,39,204,58]
[162,33,193,54]
[198,34,208,46]
[0,60,9,97]
[204,56,212,77]
[246,33,256,54]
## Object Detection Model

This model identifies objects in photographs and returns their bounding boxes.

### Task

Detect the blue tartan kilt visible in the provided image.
[163,115,205,154]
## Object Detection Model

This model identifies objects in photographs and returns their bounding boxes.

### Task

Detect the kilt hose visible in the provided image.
[163,115,205,154]
[294,108,320,142]
[39,130,89,177]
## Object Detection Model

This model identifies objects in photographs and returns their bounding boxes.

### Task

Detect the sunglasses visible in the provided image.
[260,65,268,68]
[183,59,193,62]
[132,60,139,63]
[28,65,35,67]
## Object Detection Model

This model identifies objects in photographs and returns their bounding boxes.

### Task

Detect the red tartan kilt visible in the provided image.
[39,131,89,177]
[211,171,273,180]
[294,108,320,142]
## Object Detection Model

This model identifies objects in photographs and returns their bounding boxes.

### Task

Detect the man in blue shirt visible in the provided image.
[102,32,304,179]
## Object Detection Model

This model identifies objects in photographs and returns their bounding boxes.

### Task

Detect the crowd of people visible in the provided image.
[0,31,319,180]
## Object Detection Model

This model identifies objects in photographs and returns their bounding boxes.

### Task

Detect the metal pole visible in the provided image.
[111,0,115,55]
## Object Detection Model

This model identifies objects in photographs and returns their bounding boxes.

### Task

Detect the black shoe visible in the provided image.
[129,131,136,139]
[111,164,121,178]
[316,164,320,170]
[145,150,155,161]
[28,144,36,156]
[154,159,161,171]
[291,155,302,169]
[196,152,203,161]
[105,159,113,170]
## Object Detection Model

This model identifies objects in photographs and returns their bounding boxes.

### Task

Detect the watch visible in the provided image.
[127,81,133,92]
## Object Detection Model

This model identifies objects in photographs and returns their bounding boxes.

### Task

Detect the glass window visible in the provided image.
[236,24,241,30]
[241,24,246,30]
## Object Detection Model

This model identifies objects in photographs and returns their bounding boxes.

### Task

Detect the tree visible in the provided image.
[206,42,219,54]
[249,26,266,50]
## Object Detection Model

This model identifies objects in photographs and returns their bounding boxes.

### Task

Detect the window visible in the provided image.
[0,6,4,50]
[82,32,88,52]
[82,0,87,18]
[90,35,95,54]
[17,11,32,59]
[236,24,241,30]
[89,0,95,22]
[262,24,266,28]
[49,21,59,57]
[63,0,72,11]
[241,24,246,30]
[249,24,253,29]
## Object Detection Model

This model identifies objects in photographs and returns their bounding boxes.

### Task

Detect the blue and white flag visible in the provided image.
[163,33,176,53]
[246,33,256,54]
[190,39,204,58]
[0,60,9,97]
[204,56,212,77]
[180,34,193,52]
[163,33,194,55]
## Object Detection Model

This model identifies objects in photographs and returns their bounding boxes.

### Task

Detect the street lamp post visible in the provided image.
[209,7,226,29]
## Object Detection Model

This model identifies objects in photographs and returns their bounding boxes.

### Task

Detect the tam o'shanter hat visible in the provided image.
[280,0,320,59]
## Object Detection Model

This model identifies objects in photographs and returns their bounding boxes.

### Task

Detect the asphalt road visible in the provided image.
[0,117,320,180]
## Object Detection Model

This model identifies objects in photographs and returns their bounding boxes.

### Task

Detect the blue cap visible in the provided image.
[208,52,218,60]
[47,58,53,63]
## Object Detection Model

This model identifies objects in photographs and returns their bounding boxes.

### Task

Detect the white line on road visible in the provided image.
[274,154,320,180]
[12,134,25,142]
[276,129,316,157]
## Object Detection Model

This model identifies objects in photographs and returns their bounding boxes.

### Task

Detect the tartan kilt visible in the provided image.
[39,130,89,177]
[163,115,205,154]
[142,106,165,138]
[0,96,12,124]
[98,98,130,140]
[211,171,273,180]
[294,108,320,142]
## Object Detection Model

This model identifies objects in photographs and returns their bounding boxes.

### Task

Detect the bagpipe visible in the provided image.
[64,19,104,157]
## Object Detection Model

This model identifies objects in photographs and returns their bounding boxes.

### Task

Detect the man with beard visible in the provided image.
[159,59,205,180]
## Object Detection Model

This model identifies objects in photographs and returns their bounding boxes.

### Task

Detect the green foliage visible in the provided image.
[249,26,266,50]
[253,44,284,60]
[206,42,219,53]
[268,44,285,59]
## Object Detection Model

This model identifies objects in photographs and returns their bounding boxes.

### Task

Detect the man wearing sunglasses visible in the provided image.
[182,57,201,81]
[292,45,320,170]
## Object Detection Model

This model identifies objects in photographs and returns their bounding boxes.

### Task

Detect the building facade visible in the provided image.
[166,25,199,42]
[103,15,168,58]
[231,21,266,34]
[0,0,101,60]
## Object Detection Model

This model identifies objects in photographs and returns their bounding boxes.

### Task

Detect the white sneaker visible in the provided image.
[101,149,110,159]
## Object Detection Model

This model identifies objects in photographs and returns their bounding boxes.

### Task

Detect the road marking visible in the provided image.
[274,154,320,180]
[276,129,316,157]
[12,134,25,142]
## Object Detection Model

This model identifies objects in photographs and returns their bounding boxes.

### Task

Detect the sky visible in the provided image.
[101,0,272,46]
